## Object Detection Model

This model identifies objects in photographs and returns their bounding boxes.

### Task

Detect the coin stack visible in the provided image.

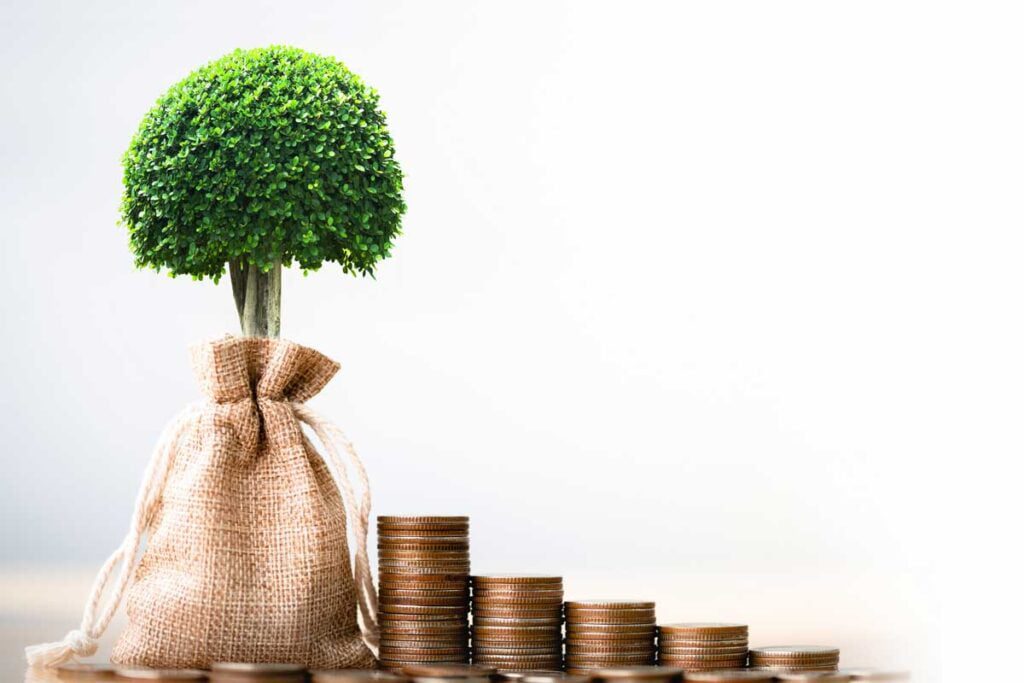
[749,646,840,672]
[563,601,657,674]
[656,623,748,671]
[378,516,472,669]
[470,575,564,671]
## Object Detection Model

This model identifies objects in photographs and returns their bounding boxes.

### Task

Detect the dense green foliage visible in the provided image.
[121,46,405,280]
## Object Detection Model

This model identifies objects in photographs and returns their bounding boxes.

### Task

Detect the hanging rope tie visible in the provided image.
[293,402,379,655]
[25,404,201,668]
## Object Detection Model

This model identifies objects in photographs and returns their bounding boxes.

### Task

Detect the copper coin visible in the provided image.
[473,610,563,620]
[837,670,910,681]
[381,602,470,614]
[312,672,413,683]
[498,674,572,682]
[380,595,470,607]
[381,624,469,633]
[658,637,748,647]
[56,663,117,680]
[773,675,852,682]
[379,515,469,524]
[658,624,747,638]
[473,617,563,627]
[567,641,655,651]
[473,648,563,657]
[473,658,563,668]
[683,673,775,682]
[473,625,562,636]
[473,595,564,606]
[380,541,470,550]
[473,634,563,644]
[379,652,470,663]
[378,528,469,537]
[379,570,472,580]
[472,575,562,585]
[564,658,654,668]
[382,637,470,647]
[381,589,470,598]
[565,601,654,611]
[565,653,655,662]
[566,615,655,626]
[381,549,471,558]
[380,615,468,626]
[383,646,471,655]
[588,667,684,682]
[658,645,748,655]
[750,647,839,659]
[657,652,748,662]
[380,580,470,591]
[114,669,207,681]
[399,664,496,677]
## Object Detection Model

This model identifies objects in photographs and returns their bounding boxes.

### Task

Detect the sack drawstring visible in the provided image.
[293,403,380,656]
[25,404,199,668]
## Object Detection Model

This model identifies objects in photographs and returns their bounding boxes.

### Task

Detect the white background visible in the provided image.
[2,2,1022,681]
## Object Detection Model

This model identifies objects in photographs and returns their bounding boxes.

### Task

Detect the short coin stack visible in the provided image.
[749,646,840,672]
[377,516,472,669]
[563,601,657,674]
[656,623,748,671]
[470,574,564,671]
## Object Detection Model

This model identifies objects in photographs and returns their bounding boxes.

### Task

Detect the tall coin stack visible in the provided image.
[563,601,657,674]
[377,516,472,669]
[656,623,749,671]
[470,574,564,672]
[749,646,840,672]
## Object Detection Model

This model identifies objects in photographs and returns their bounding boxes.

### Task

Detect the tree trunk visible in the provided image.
[229,259,281,337]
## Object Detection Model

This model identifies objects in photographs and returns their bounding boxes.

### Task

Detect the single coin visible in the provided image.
[379,615,469,625]
[312,672,413,683]
[381,589,471,598]
[472,575,562,585]
[565,601,654,611]
[566,626,655,637]
[473,609,563,619]
[773,674,852,682]
[473,596,564,606]
[380,549,471,559]
[750,647,839,659]
[498,674,572,682]
[379,530,470,538]
[658,623,747,638]
[473,625,563,635]
[380,624,468,633]
[380,596,470,607]
[472,658,563,668]
[473,617,564,627]
[657,652,749,662]
[565,653,655,663]
[399,664,496,677]
[114,669,207,681]
[380,602,470,614]
[472,647,563,657]
[381,637,470,647]
[379,652,470,663]
[566,615,655,625]
[56,663,117,680]
[682,673,775,682]
[588,666,684,682]
[837,670,910,681]
[473,635,563,645]
[657,645,748,655]
[658,637,748,647]
[379,515,470,524]
[566,641,656,651]
[381,646,471,655]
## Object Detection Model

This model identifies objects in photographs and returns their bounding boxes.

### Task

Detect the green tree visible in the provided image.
[121,46,406,336]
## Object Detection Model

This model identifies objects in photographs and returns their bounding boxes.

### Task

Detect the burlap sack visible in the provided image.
[27,337,378,670]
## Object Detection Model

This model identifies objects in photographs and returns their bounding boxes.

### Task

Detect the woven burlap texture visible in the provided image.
[110,337,375,669]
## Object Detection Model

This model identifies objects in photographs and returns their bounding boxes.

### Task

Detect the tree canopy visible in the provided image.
[121,46,406,281]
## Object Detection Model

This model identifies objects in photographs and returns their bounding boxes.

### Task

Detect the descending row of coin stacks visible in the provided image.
[656,623,748,671]
[377,516,472,668]
[470,575,564,671]
[563,601,657,674]
[749,646,841,672]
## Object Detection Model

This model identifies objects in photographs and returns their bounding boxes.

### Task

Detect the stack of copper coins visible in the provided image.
[656,623,748,671]
[749,646,840,672]
[563,601,656,674]
[209,663,308,682]
[470,574,564,671]
[378,516,472,669]
[589,665,684,683]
